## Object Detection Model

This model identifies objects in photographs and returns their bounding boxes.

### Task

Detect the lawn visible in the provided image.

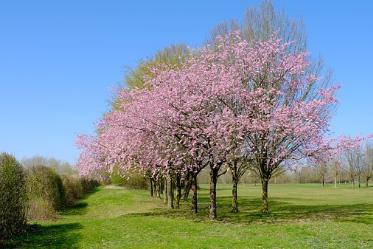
[4,184,373,248]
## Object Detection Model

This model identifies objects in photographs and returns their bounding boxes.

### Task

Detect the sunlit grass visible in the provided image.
[4,184,373,248]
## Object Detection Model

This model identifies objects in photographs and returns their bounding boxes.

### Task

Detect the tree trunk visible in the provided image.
[167,175,174,209]
[175,175,182,208]
[156,180,161,198]
[358,175,361,188]
[261,178,269,213]
[351,176,355,188]
[159,179,163,194]
[183,175,192,201]
[149,178,154,197]
[152,179,156,196]
[191,175,198,214]
[164,178,168,204]
[209,168,218,220]
[231,173,239,213]
[366,178,369,187]
[334,174,337,188]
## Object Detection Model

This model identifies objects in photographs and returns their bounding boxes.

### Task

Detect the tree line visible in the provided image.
[76,1,371,220]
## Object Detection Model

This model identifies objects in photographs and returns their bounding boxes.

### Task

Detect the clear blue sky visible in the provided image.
[1,1,372,164]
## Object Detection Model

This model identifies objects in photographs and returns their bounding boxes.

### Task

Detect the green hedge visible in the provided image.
[0,153,27,239]
[79,177,99,193]
[62,175,83,206]
[61,175,99,207]
[26,165,65,220]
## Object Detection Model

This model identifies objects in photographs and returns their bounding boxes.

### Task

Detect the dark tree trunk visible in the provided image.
[175,175,182,208]
[156,180,161,198]
[149,178,154,197]
[191,175,198,214]
[160,178,164,194]
[209,168,218,220]
[164,178,168,203]
[322,176,325,187]
[261,178,269,213]
[231,173,239,213]
[366,177,370,187]
[153,179,156,196]
[358,175,361,188]
[167,175,174,209]
[183,176,192,201]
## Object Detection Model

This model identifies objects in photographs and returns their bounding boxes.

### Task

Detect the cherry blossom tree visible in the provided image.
[77,31,340,218]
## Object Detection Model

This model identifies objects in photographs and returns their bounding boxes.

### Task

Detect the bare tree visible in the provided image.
[22,155,75,175]
[345,148,364,188]
[317,162,328,187]
[331,159,341,188]
[363,144,373,187]
[209,0,307,52]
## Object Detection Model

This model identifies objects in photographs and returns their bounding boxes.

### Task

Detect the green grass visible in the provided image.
[3,184,373,248]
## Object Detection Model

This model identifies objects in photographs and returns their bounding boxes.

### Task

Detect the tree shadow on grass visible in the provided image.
[1,223,83,249]
[0,188,100,248]
[215,196,373,225]
[121,194,373,225]
[60,187,99,216]
[62,202,89,216]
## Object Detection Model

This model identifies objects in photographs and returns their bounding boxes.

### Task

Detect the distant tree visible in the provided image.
[331,159,342,188]
[338,136,367,188]
[363,144,373,187]
[319,163,328,187]
[22,156,75,175]
[345,148,364,188]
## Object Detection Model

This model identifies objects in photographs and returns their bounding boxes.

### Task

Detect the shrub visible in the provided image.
[62,175,83,206]
[80,177,99,193]
[0,153,27,239]
[26,165,65,220]
[27,198,56,220]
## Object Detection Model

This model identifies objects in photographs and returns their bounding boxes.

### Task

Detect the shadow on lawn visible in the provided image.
[62,202,89,216]
[1,188,99,248]
[61,187,99,216]
[123,194,373,225]
[2,223,83,249]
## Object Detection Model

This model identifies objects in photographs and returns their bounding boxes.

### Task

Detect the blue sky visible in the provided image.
[1,1,372,164]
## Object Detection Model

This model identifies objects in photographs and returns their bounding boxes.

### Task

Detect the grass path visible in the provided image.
[5,184,373,248]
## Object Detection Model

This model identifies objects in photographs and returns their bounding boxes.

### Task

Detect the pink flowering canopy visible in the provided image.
[76,31,340,178]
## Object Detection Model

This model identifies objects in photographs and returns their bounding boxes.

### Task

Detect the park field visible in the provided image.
[4,184,373,249]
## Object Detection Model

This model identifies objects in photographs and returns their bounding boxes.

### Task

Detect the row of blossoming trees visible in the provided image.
[76,31,366,220]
